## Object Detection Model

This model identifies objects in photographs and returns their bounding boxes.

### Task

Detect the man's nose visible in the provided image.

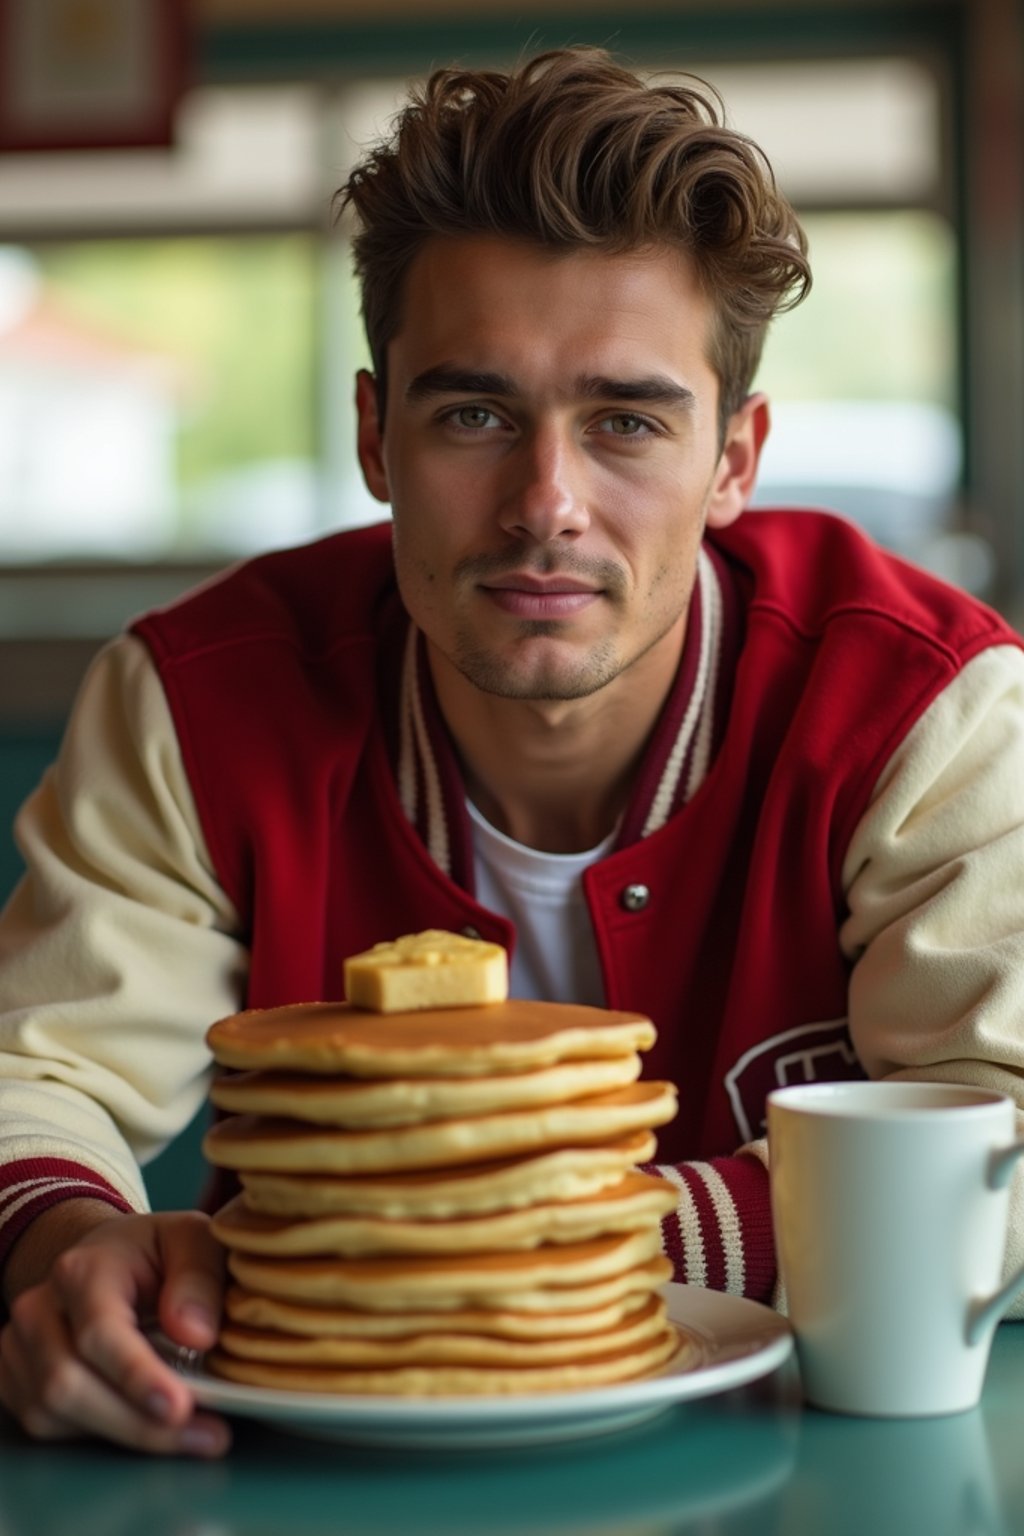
[498,428,590,542]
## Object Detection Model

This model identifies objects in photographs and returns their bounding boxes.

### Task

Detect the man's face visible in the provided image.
[357,236,765,705]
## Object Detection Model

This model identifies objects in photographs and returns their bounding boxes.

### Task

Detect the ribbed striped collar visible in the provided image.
[396,541,741,889]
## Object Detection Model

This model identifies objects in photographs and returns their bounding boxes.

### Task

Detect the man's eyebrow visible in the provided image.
[404,365,696,411]
[576,374,695,410]
[405,366,517,402]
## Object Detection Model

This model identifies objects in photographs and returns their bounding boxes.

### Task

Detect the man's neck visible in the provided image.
[427,625,687,854]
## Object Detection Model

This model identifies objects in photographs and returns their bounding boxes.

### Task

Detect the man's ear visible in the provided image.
[705,392,770,530]
[355,368,391,504]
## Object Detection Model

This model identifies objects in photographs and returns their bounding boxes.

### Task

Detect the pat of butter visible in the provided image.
[344,930,509,1012]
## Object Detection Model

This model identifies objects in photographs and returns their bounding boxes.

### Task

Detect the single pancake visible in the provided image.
[223,1283,654,1339]
[226,1231,666,1309]
[210,1173,677,1257]
[203,1082,677,1175]
[237,1132,657,1219]
[210,1053,641,1127]
[216,1294,668,1368]
[206,999,656,1078]
[207,1322,683,1394]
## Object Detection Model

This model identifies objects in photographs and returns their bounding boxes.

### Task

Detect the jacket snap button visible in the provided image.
[620,883,650,912]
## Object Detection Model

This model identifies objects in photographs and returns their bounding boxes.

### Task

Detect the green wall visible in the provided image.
[0,733,56,900]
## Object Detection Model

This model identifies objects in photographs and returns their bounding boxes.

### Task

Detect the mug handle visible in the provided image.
[965,1138,1024,1346]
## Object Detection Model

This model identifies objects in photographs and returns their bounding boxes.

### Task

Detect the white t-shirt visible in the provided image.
[467,798,616,1007]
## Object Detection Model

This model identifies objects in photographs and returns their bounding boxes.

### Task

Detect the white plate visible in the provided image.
[176,1285,793,1449]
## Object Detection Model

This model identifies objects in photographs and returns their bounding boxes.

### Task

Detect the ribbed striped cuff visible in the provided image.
[642,1153,776,1304]
[0,1159,136,1270]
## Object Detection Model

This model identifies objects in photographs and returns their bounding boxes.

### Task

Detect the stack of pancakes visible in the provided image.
[203,997,681,1395]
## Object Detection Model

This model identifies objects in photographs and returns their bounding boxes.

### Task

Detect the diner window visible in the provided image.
[691,57,977,589]
[753,209,966,576]
[0,234,320,558]
[0,85,380,573]
[0,53,974,585]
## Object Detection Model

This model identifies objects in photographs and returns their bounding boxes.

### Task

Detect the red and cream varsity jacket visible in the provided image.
[3,509,1024,1306]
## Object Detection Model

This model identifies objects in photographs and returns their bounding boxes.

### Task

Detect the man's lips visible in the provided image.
[479,573,603,619]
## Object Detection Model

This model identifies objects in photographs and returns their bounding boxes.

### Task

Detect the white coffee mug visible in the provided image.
[767,1080,1024,1417]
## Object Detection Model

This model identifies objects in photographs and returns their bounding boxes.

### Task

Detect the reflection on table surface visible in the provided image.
[2,1325,1023,1536]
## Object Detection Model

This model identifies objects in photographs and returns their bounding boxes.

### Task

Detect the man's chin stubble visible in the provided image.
[452,635,622,702]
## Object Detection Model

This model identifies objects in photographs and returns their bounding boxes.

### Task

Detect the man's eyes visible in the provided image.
[437,405,661,437]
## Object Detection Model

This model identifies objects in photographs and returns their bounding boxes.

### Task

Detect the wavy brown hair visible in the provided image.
[337,47,811,435]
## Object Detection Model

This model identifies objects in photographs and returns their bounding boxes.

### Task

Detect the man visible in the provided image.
[1,47,1023,1456]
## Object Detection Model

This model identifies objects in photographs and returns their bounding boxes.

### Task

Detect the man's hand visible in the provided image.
[0,1205,231,1456]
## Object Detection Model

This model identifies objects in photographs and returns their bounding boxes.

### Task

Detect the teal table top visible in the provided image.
[1,1320,1022,1536]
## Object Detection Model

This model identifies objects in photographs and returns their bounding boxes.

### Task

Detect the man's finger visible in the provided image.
[154,1212,226,1350]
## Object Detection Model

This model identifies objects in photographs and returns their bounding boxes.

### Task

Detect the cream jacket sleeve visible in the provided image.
[0,634,248,1222]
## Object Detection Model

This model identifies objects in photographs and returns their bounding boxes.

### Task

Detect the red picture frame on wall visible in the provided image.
[0,0,190,152]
